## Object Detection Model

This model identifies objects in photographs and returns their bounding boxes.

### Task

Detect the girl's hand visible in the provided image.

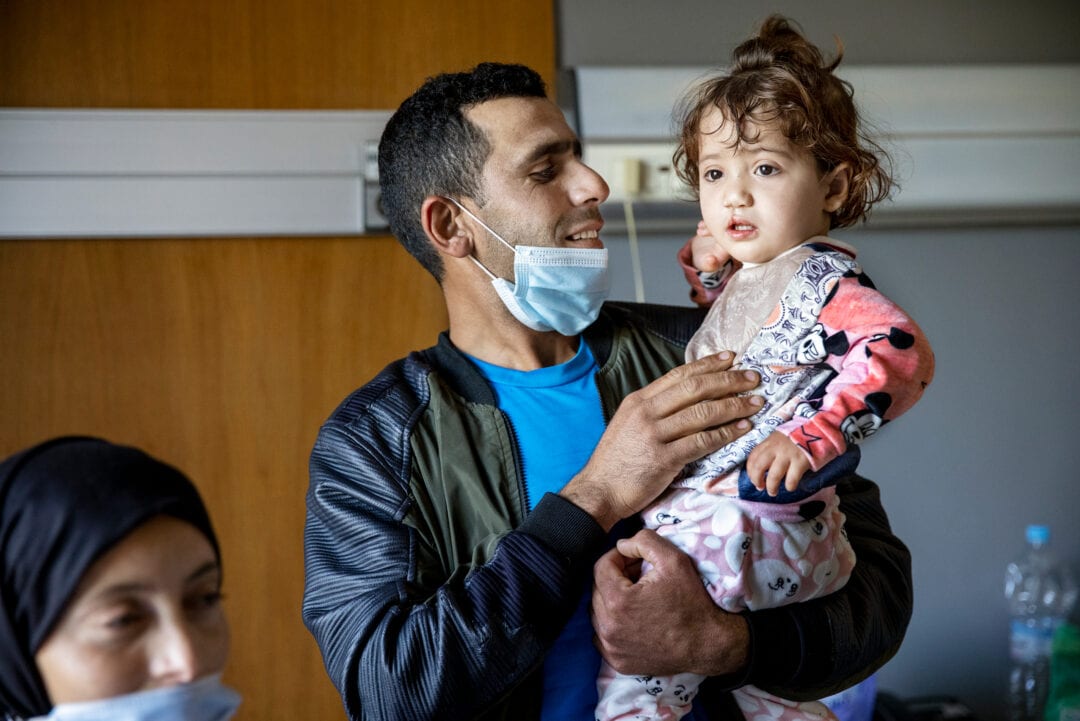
[690,221,725,272]
[746,432,812,495]
[677,221,735,306]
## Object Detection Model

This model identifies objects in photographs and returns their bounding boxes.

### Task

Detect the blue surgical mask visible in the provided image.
[37,675,241,721]
[446,198,610,336]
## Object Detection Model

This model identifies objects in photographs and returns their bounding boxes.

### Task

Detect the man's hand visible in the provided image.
[746,432,812,495]
[561,352,761,531]
[591,529,749,676]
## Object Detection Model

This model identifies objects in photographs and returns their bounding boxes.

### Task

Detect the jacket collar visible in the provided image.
[420,302,704,404]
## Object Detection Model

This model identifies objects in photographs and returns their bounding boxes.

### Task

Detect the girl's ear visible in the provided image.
[823,163,853,214]
[421,196,472,258]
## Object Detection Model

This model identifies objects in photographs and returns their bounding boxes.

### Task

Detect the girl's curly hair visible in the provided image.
[673,16,894,229]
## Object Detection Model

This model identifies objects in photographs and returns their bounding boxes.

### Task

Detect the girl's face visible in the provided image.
[696,107,849,265]
[34,515,229,704]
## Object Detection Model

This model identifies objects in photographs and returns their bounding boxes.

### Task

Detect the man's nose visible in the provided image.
[570,159,610,206]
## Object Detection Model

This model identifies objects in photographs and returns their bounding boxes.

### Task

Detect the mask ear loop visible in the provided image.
[468,255,497,280]
[441,196,515,282]
[441,196,516,253]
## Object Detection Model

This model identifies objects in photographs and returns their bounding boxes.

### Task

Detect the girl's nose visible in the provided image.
[723,180,751,208]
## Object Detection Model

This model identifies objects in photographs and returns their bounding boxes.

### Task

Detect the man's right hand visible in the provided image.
[592,529,750,676]
[560,351,761,531]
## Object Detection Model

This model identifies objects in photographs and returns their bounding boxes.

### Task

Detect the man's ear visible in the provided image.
[421,196,473,258]
[823,163,852,214]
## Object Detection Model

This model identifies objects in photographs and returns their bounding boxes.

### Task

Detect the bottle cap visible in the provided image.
[1026,524,1051,544]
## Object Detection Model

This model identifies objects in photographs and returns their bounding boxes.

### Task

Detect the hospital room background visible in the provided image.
[2,1,1078,719]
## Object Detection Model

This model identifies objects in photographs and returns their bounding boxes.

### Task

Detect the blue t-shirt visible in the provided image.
[468,341,605,720]
[468,342,708,720]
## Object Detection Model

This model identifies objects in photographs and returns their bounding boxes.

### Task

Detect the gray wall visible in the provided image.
[558,0,1080,66]
[559,2,1080,718]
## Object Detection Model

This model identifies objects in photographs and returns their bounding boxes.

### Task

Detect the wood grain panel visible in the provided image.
[0,237,447,716]
[0,0,556,108]
[0,1,555,718]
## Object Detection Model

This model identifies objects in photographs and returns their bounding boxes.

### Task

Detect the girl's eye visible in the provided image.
[755,164,779,176]
[703,169,723,182]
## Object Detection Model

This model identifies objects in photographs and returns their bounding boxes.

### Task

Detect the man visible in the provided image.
[302,62,912,720]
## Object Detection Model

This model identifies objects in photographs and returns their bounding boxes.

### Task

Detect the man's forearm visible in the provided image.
[305,436,607,719]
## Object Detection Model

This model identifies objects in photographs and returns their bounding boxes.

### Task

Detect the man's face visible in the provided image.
[461,97,609,280]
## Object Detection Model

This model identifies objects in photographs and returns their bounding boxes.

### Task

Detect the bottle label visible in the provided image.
[1010,619,1055,661]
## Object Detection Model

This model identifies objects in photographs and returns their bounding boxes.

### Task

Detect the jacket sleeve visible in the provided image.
[302,415,607,721]
[777,273,935,470]
[711,473,913,699]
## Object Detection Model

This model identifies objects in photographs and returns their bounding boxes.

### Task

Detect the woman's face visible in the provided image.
[34,515,229,703]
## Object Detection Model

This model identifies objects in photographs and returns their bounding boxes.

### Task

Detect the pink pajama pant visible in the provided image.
[595,485,855,721]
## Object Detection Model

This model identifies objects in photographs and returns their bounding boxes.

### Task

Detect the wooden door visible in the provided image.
[0,2,555,718]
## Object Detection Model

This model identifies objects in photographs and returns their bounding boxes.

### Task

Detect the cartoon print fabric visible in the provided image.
[595,240,932,721]
[594,486,853,721]
[678,240,934,499]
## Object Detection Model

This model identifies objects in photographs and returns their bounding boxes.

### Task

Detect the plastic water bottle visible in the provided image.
[1005,525,1079,721]
[1047,623,1080,721]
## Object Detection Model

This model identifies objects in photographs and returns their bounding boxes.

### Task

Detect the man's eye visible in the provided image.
[703,169,722,182]
[531,166,557,182]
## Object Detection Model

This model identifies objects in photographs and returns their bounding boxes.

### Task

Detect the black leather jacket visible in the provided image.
[302,302,913,720]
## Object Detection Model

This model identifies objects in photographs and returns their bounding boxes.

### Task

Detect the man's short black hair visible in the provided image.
[377,62,547,280]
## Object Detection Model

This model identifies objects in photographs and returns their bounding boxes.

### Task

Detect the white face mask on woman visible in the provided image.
[446,198,610,336]
[35,676,240,721]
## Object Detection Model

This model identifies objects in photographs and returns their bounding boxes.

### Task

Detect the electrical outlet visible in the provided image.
[583,142,686,202]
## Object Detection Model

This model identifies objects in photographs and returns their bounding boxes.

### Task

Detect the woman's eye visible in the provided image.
[106,613,138,629]
[187,589,224,615]
[101,608,146,633]
[201,591,224,609]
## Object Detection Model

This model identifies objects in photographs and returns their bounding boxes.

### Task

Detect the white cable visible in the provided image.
[622,199,646,303]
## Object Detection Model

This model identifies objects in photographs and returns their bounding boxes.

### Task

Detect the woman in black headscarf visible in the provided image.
[0,436,240,721]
